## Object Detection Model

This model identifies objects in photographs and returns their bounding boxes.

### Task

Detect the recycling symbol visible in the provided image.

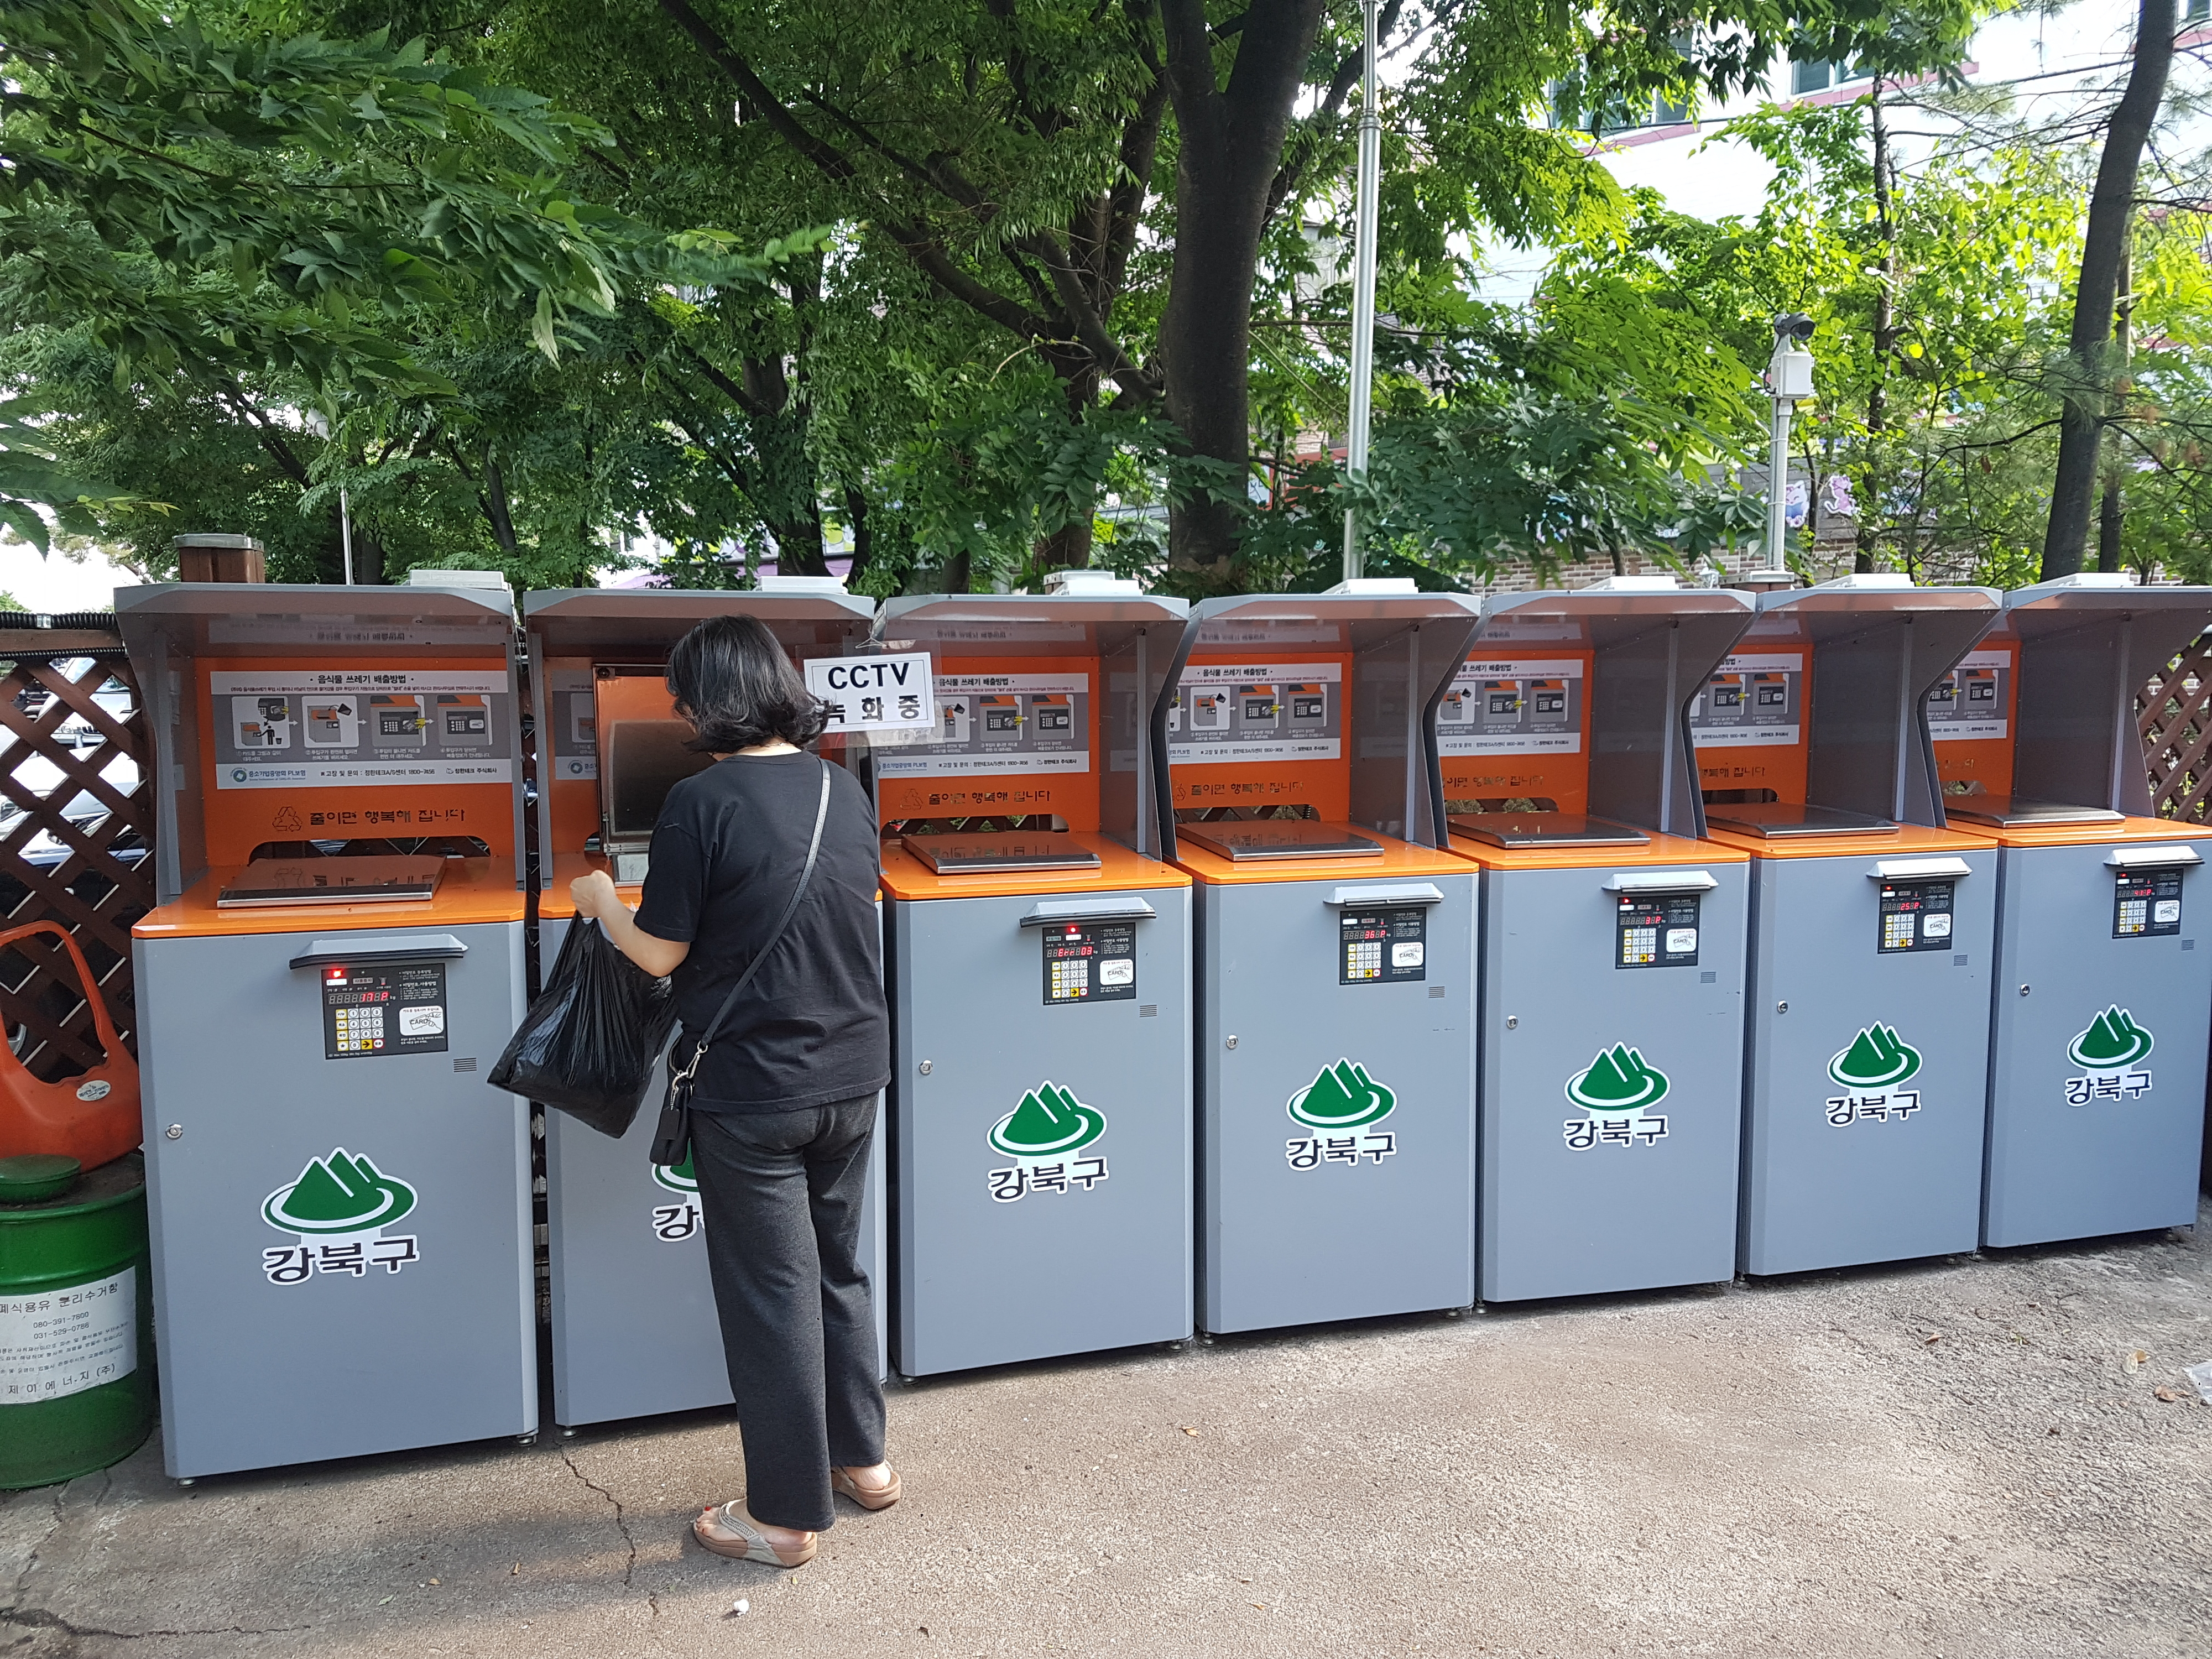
[272,806,303,832]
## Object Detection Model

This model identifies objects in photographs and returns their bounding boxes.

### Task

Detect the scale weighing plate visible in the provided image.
[1941,795,2124,828]
[216,854,447,907]
[902,833,1102,874]
[1448,812,1650,849]
[1703,802,1898,839]
[1176,821,1384,862]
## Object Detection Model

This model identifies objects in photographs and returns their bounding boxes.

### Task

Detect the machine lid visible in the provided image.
[217,854,447,907]
[901,833,1103,874]
[1448,812,1652,849]
[1940,795,2124,827]
[1176,821,1386,861]
[1703,802,1898,838]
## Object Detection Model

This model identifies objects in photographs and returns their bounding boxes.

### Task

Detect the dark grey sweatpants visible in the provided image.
[690,1094,887,1532]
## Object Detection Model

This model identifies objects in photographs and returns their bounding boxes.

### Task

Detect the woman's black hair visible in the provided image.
[666,614,828,753]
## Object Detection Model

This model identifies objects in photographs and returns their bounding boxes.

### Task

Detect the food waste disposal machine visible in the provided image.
[1694,575,2002,1276]
[120,575,534,1478]
[1940,574,2212,1247]
[875,579,1193,1377]
[1163,582,1483,1334]
[1444,576,1756,1302]
[525,580,885,1427]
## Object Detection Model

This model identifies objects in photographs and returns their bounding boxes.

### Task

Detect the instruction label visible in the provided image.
[1691,653,1802,748]
[0,1267,137,1402]
[1437,659,1583,755]
[1926,650,2010,742]
[1168,661,1342,764]
[874,672,1089,778]
[212,670,514,790]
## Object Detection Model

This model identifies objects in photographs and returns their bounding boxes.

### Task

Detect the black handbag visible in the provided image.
[649,758,833,1168]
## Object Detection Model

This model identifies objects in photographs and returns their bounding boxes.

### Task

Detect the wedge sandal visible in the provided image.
[831,1464,902,1511]
[692,1501,816,1568]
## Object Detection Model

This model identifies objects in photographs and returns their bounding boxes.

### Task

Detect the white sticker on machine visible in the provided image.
[1436,659,1584,755]
[211,670,515,789]
[1690,653,1803,749]
[873,672,1091,778]
[0,1266,137,1402]
[1168,661,1343,764]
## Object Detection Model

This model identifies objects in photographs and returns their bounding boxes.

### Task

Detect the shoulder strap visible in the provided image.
[669,758,833,1090]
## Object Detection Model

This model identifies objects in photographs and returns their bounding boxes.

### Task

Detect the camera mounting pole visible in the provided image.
[1762,314,1817,575]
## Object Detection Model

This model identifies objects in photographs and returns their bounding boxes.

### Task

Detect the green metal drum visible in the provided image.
[0,1152,154,1489]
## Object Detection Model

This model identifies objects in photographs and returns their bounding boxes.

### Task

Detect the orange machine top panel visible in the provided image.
[1445,828,1751,873]
[1167,653,1353,823]
[1927,641,2018,801]
[1435,648,1596,815]
[135,857,525,940]
[1170,832,1470,888]
[197,655,518,864]
[1700,822,1995,862]
[876,833,1188,901]
[1972,813,2211,850]
[874,654,1101,830]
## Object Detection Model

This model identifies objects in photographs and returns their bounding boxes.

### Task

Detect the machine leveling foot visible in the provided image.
[515,1433,538,1447]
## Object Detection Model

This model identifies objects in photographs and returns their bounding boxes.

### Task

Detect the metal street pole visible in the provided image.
[340,486,354,585]
[1342,0,1381,582]
[1762,314,1816,575]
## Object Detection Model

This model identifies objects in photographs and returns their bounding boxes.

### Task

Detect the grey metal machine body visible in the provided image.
[1162,589,1485,1334]
[1977,576,2212,1247]
[118,583,534,1478]
[523,588,881,1426]
[1464,581,1757,1302]
[1726,579,2005,1276]
[875,592,1195,1378]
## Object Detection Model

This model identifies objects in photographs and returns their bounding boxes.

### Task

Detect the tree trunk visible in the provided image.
[2043,0,2174,577]
[1157,0,1328,591]
[2098,238,2134,573]
[842,483,873,588]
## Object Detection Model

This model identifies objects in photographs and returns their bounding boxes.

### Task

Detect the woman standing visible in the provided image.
[571,614,896,1569]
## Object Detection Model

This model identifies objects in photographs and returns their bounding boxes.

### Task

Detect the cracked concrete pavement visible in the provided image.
[4,1204,2210,1659]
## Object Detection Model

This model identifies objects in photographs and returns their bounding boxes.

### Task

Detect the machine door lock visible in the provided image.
[165,1124,182,1139]
[1776,1001,1788,1014]
[2018,984,2031,997]
[1224,1035,1239,1050]
[1504,1015,1518,1030]
[918,1059,933,1074]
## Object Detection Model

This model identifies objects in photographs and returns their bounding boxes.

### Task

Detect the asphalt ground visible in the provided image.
[4,1201,2209,1658]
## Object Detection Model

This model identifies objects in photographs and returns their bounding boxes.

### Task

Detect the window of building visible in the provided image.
[2189,0,2209,23]
[1792,59,1875,94]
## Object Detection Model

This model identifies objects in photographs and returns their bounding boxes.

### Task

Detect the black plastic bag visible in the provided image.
[490,917,677,1137]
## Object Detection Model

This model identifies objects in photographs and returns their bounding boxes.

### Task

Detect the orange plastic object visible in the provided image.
[0,922,141,1168]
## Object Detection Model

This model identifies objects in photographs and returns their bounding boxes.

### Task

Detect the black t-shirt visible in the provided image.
[633,751,889,1114]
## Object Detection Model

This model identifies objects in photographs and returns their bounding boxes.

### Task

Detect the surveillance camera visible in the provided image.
[1773,313,1816,342]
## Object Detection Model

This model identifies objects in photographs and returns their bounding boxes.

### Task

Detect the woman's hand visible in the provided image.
[571,868,690,979]
[570,868,620,921]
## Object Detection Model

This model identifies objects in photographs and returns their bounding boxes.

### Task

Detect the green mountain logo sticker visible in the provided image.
[2067,1006,2154,1068]
[1564,1045,1670,1114]
[263,1148,416,1235]
[1827,1024,1922,1091]
[652,1149,700,1193]
[989,1082,1105,1160]
[1287,1060,1396,1129]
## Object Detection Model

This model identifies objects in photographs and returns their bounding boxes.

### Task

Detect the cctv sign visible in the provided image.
[804,652,936,735]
